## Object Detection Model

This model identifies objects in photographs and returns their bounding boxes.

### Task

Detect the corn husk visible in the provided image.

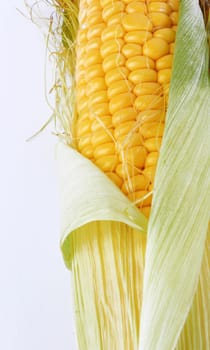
[139,1,210,349]
[56,143,147,348]
[57,143,147,270]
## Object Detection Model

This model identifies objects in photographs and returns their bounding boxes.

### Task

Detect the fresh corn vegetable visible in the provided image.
[38,0,210,349]
[74,0,179,218]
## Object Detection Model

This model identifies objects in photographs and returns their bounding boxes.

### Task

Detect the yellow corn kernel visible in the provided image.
[101,24,125,42]
[164,95,169,106]
[172,25,177,31]
[147,0,167,2]
[122,43,142,58]
[76,63,85,76]
[126,1,146,13]
[95,155,118,172]
[76,84,86,100]
[91,128,114,147]
[87,23,106,40]
[86,77,107,95]
[156,54,173,70]
[109,92,135,114]
[76,106,86,121]
[134,82,162,96]
[114,121,136,138]
[94,142,116,159]
[108,13,126,26]
[145,151,159,167]
[149,183,154,191]
[100,0,114,7]
[119,146,147,168]
[87,11,103,26]
[77,47,86,59]
[86,38,102,51]
[76,66,86,79]
[89,91,108,105]
[128,190,152,207]
[126,56,155,70]
[91,115,112,132]
[76,117,91,137]
[77,96,88,113]
[77,28,88,44]
[135,95,164,111]
[117,132,143,148]
[170,11,179,25]
[163,82,170,96]
[149,12,172,29]
[105,67,129,86]
[122,13,153,31]
[76,76,87,88]
[88,3,101,14]
[116,163,138,179]
[143,166,156,182]
[78,134,92,150]
[112,107,137,126]
[78,12,87,27]
[76,91,86,107]
[102,53,126,72]
[143,137,162,152]
[153,28,176,43]
[148,2,172,14]
[107,80,133,99]
[86,64,104,81]
[84,50,102,66]
[129,69,157,84]
[141,206,151,218]
[122,174,149,194]
[170,42,175,53]
[100,39,124,58]
[168,0,179,11]
[83,147,94,159]
[158,68,172,84]
[90,102,110,117]
[106,172,123,187]
[86,0,95,5]
[78,107,89,121]
[137,109,165,123]
[140,122,165,139]
[76,59,84,71]
[125,30,152,45]
[102,1,125,22]
[123,0,141,3]
[76,69,86,82]
[143,37,169,60]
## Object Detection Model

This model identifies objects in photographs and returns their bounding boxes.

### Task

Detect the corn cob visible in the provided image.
[74,0,179,218]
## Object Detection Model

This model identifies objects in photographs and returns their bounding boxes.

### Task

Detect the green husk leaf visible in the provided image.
[138,1,210,349]
[176,230,210,349]
[56,142,147,269]
[56,143,148,349]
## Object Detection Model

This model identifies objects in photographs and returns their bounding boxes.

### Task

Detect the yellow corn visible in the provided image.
[75,0,179,218]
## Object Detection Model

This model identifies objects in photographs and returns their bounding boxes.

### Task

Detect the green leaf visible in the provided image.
[138,1,210,349]
[56,142,147,269]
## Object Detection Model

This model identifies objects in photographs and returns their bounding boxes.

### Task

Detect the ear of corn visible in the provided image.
[43,0,210,349]
[74,0,179,218]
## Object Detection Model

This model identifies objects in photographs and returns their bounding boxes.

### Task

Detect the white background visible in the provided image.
[0,1,78,349]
